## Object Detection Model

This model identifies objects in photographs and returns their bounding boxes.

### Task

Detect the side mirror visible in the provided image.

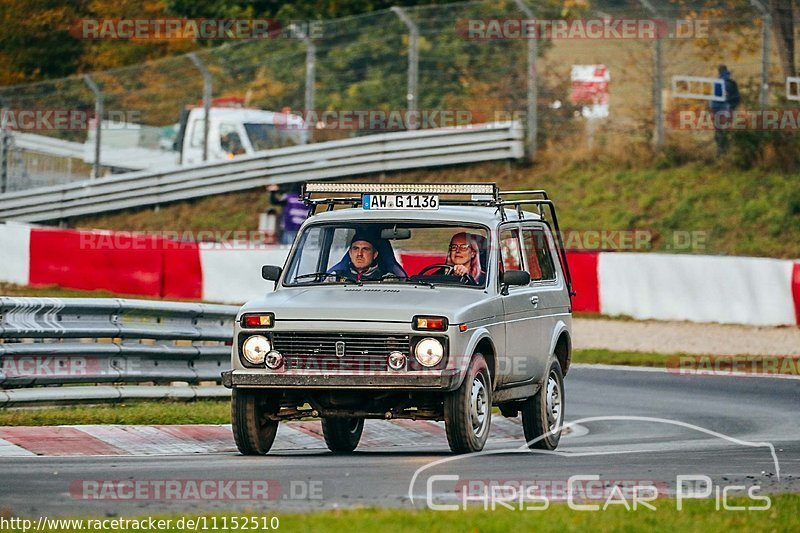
[262,265,282,282]
[500,270,530,295]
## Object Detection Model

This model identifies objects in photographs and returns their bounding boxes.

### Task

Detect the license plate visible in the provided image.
[362,194,439,210]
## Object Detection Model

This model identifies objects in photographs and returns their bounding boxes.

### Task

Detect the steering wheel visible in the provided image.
[417,264,477,285]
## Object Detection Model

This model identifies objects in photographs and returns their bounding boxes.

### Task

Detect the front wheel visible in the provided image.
[521,358,565,450]
[444,353,492,453]
[231,388,280,455]
[321,417,364,452]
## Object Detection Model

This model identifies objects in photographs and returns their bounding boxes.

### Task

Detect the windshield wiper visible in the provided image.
[382,274,435,288]
[292,272,338,282]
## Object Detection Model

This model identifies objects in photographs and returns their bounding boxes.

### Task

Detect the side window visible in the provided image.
[499,227,523,272]
[522,227,556,281]
[189,119,205,147]
[219,123,245,155]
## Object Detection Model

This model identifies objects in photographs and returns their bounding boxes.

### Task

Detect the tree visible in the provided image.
[768,0,796,78]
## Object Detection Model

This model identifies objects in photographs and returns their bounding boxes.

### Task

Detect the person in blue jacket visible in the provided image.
[710,65,740,156]
[328,232,388,282]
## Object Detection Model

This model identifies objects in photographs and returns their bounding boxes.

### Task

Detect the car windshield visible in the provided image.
[244,123,304,151]
[283,222,489,288]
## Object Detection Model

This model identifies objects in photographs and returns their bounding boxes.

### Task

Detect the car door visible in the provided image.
[520,222,568,383]
[498,224,544,385]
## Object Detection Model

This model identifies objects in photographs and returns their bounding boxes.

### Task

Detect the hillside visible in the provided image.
[72,159,800,259]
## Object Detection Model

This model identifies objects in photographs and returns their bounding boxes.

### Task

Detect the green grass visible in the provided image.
[0,400,230,426]
[572,348,671,367]
[4,495,798,532]
[70,160,800,259]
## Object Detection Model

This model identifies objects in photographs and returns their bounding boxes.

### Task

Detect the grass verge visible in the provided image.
[0,400,230,426]
[4,495,798,532]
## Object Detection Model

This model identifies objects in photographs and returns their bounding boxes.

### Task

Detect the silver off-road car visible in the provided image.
[222,183,574,454]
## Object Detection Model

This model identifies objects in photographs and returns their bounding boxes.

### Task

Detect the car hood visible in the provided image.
[239,285,494,324]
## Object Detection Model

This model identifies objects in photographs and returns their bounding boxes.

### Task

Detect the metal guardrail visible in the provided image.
[12,132,86,160]
[0,297,239,405]
[0,121,523,223]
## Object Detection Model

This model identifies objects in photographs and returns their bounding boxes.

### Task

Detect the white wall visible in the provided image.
[0,222,31,285]
[598,252,797,326]
[199,243,290,303]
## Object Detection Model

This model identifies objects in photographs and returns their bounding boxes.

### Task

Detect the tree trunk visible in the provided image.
[768,0,796,79]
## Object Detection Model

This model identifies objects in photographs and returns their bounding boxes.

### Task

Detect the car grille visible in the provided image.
[272,332,410,372]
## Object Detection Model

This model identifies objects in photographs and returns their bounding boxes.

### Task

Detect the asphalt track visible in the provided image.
[1,366,798,517]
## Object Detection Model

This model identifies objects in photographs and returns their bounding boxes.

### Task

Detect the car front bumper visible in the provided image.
[222,369,460,390]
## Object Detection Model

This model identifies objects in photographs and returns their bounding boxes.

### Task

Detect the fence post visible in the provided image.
[639,0,664,148]
[750,0,771,109]
[513,0,538,162]
[82,75,103,179]
[188,53,212,162]
[391,7,419,128]
[301,30,316,142]
[0,102,8,193]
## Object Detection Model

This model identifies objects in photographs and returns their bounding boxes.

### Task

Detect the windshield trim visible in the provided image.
[280,220,492,289]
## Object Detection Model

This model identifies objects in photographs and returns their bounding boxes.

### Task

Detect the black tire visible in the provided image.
[444,353,492,454]
[521,358,565,450]
[231,388,280,455]
[321,417,364,453]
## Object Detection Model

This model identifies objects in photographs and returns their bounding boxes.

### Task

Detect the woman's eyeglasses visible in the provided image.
[449,244,471,251]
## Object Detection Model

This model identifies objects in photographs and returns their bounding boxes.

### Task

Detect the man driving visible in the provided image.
[328,232,387,282]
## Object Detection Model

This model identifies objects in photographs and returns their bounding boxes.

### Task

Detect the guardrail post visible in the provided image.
[82,75,103,179]
[513,0,538,162]
[391,7,419,129]
[296,26,316,143]
[188,53,212,162]
[750,0,771,109]
[0,99,8,193]
[639,0,664,148]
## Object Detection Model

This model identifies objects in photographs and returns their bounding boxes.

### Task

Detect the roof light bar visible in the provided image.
[304,183,496,196]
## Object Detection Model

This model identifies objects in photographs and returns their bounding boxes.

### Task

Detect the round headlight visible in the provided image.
[242,335,271,365]
[388,351,407,371]
[265,350,284,370]
[414,338,444,367]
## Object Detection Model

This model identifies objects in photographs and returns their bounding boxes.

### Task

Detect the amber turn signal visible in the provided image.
[413,315,448,331]
[241,313,274,328]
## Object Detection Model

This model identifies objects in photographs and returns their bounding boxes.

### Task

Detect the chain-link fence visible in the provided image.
[0,0,797,192]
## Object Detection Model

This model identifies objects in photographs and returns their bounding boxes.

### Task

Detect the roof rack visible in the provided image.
[302,182,500,212]
[301,182,574,297]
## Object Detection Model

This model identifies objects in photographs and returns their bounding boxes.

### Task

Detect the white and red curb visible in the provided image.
[0,418,531,457]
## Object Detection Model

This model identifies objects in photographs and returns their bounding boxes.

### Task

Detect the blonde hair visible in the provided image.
[447,232,482,280]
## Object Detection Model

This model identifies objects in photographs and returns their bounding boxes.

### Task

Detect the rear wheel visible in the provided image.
[321,417,364,452]
[231,388,280,455]
[444,353,492,453]
[521,358,564,450]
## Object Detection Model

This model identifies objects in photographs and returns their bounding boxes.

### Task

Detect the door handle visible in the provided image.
[530,296,539,308]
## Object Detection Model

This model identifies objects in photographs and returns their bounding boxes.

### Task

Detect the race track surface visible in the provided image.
[1,366,797,517]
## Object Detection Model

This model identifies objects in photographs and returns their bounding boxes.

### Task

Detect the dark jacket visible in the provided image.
[329,261,387,282]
